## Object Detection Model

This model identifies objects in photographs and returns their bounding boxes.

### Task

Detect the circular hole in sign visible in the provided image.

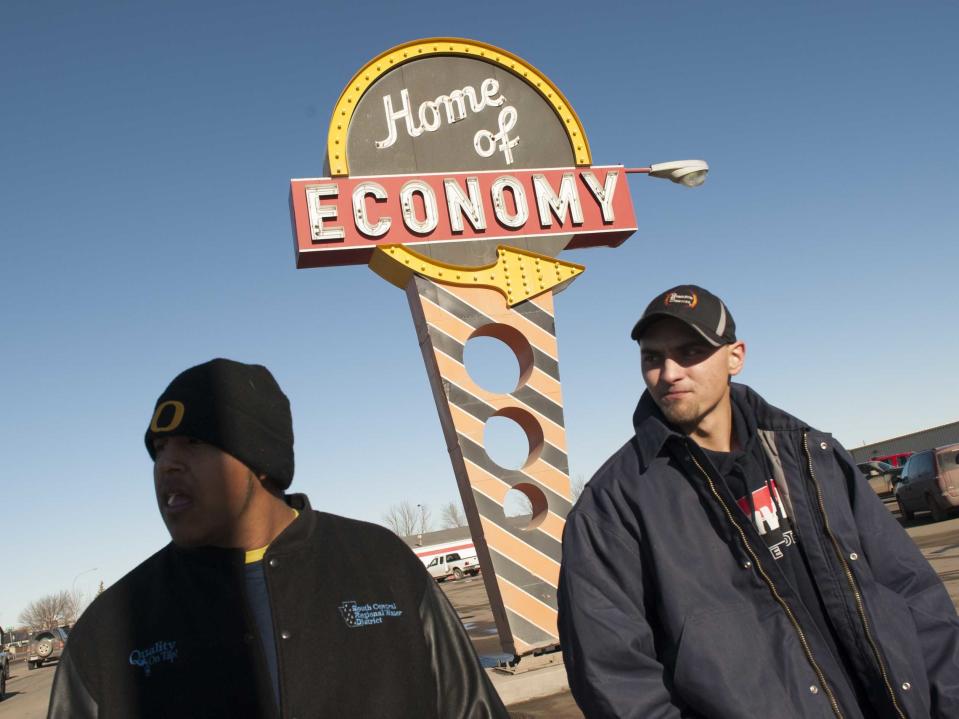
[463,336,518,395]
[504,483,549,530]
[463,324,534,395]
[498,406,544,466]
[483,414,531,471]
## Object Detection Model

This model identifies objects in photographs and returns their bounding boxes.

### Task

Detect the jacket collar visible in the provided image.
[169,492,315,565]
[268,492,314,555]
[632,383,812,467]
[631,391,682,467]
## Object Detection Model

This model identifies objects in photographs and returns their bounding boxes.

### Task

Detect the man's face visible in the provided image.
[640,318,745,433]
[152,435,256,548]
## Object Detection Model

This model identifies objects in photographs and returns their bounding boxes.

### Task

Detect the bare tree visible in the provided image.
[382,501,432,537]
[571,474,587,502]
[504,475,586,519]
[505,490,533,518]
[18,592,63,630]
[440,500,467,529]
[66,589,85,625]
[18,590,81,630]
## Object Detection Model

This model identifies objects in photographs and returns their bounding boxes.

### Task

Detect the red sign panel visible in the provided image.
[290,165,636,269]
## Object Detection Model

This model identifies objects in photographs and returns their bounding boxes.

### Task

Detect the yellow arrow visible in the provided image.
[369,244,585,307]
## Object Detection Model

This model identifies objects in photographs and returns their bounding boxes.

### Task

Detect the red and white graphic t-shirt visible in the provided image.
[734,480,795,560]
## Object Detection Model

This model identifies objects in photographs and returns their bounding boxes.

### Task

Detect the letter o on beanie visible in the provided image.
[145,358,295,490]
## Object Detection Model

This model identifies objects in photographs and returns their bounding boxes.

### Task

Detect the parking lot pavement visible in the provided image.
[440,575,583,717]
[438,575,507,662]
[898,511,959,606]
[506,690,582,718]
[0,661,57,719]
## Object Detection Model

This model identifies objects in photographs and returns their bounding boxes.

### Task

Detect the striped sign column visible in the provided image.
[406,275,573,656]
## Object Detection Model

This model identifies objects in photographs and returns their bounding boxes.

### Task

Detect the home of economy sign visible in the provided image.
[290,38,638,658]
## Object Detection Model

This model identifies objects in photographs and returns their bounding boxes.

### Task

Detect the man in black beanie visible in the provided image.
[48,358,508,719]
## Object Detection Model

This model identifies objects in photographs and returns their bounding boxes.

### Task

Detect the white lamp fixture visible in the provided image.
[648,160,709,187]
[626,160,710,187]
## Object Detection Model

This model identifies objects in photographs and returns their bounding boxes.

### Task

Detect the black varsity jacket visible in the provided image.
[47,494,508,718]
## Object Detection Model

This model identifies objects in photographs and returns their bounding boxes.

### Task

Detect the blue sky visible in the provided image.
[2,1,957,626]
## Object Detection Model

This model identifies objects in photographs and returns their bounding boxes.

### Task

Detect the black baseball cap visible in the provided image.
[630,285,736,346]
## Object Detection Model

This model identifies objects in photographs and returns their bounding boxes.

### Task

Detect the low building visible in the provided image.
[850,420,959,464]
[401,526,472,551]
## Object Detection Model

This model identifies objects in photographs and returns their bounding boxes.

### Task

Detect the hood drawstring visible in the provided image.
[756,443,786,526]
[736,432,787,533]
[745,470,758,524]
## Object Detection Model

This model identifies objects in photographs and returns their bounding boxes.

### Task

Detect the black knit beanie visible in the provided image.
[145,358,295,489]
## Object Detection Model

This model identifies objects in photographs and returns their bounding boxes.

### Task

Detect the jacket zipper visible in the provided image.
[688,448,845,719]
[802,433,907,719]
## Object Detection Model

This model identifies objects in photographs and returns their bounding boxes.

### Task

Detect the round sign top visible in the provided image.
[326,37,592,177]
[290,37,636,270]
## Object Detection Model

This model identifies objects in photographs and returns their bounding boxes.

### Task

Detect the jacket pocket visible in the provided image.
[672,603,807,719]
[866,584,932,712]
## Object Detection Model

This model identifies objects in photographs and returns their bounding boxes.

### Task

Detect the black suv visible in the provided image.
[0,646,8,700]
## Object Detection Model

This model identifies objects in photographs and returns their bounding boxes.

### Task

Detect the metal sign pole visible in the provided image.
[405,276,572,654]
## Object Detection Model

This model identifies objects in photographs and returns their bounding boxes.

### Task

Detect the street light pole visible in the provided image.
[71,567,98,599]
[68,567,97,626]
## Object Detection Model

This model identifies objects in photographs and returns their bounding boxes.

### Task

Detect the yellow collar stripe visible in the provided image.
[244,545,268,564]
[244,508,300,564]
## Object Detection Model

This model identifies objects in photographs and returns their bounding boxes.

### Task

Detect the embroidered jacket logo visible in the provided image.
[338,600,403,628]
[129,640,178,676]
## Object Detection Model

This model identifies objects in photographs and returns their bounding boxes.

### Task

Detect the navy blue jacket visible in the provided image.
[558,384,959,719]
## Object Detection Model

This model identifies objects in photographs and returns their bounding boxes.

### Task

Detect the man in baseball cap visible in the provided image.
[49,358,508,718]
[559,286,959,718]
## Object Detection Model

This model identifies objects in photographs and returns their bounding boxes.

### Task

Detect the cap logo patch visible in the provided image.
[150,401,185,433]
[664,291,698,309]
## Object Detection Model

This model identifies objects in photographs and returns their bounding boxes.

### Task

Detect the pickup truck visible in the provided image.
[425,551,480,582]
[28,627,69,670]
[857,461,901,498]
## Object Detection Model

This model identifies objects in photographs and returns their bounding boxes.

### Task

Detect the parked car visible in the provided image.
[894,444,959,522]
[27,627,70,670]
[871,451,913,468]
[425,551,480,582]
[0,646,9,701]
[857,460,901,498]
